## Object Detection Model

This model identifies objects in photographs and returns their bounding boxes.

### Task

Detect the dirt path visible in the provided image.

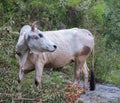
[79,84,120,103]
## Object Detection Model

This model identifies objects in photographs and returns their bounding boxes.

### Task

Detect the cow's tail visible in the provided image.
[90,48,95,90]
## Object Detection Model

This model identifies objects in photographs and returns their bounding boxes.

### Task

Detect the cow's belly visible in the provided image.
[44,51,74,68]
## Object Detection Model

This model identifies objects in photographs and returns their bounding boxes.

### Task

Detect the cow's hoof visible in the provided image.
[18,78,21,83]
[35,80,39,87]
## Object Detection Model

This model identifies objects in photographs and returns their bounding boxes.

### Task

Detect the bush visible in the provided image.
[89,0,109,25]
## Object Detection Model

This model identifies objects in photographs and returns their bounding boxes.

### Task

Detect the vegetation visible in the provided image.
[0,0,120,102]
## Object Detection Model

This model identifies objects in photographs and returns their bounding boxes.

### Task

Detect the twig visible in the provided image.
[14,98,40,102]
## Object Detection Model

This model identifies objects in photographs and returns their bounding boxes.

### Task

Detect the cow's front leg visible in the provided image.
[35,63,43,89]
[17,69,24,93]
[18,68,24,83]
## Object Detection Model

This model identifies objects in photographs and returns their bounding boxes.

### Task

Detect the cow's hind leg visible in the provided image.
[82,61,89,90]
[74,46,91,89]
[74,56,86,85]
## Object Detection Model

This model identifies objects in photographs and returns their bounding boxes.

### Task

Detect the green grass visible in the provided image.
[68,0,82,6]
[106,70,120,86]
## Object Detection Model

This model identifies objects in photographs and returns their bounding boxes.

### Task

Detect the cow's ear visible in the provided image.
[31,21,39,31]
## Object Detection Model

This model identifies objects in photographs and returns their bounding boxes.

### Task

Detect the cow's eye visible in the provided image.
[39,33,43,38]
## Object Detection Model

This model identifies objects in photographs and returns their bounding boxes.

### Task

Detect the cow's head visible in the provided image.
[16,22,57,55]
[26,21,57,54]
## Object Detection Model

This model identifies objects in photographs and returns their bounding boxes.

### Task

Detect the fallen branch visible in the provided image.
[14,98,40,102]
[0,93,13,96]
[0,100,7,103]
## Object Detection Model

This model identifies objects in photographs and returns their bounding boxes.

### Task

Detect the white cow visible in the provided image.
[15,22,95,90]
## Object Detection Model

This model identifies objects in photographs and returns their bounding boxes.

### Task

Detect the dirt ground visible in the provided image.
[79,83,120,103]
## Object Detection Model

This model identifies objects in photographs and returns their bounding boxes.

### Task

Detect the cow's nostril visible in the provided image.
[53,45,57,49]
